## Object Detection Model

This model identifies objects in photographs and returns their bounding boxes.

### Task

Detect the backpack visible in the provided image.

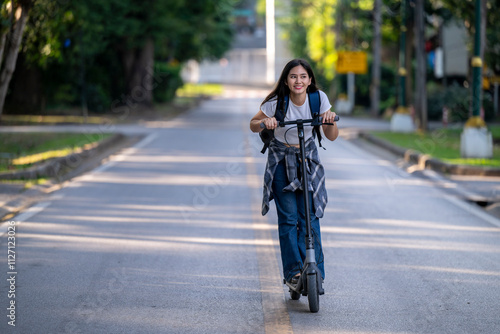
[260,90,323,154]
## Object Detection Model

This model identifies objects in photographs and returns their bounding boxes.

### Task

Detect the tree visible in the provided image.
[284,0,376,94]
[434,0,500,74]
[285,0,338,92]
[414,0,427,130]
[6,0,236,115]
[371,0,382,116]
[0,0,33,118]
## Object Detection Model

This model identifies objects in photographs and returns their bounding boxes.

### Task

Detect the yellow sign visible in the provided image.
[491,76,500,84]
[336,51,368,74]
[483,77,490,90]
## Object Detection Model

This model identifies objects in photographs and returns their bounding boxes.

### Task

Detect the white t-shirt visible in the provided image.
[260,90,332,145]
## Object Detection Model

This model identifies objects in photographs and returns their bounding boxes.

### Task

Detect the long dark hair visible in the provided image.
[261,58,320,108]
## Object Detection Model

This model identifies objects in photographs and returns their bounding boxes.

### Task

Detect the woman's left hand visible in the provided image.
[321,110,337,124]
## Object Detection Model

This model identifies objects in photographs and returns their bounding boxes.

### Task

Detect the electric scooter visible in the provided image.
[261,114,338,313]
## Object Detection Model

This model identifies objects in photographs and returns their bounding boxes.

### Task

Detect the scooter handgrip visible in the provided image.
[318,115,340,124]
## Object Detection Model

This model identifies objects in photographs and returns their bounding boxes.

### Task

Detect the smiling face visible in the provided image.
[285,65,312,95]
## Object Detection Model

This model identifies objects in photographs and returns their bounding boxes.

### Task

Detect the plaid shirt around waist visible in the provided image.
[261,138,328,218]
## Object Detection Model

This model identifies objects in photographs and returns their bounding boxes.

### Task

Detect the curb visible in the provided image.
[0,133,125,180]
[359,132,500,177]
[0,181,59,222]
[0,133,130,222]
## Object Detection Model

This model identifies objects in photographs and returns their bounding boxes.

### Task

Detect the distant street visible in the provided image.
[1,87,500,333]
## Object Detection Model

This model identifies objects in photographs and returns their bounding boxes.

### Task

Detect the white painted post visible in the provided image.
[494,83,499,116]
[347,72,355,112]
[266,0,275,85]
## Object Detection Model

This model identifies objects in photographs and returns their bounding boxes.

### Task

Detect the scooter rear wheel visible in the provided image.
[290,289,301,300]
[307,274,319,313]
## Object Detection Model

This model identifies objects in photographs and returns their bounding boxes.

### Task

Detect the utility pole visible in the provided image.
[460,0,492,158]
[266,0,275,85]
[472,0,483,121]
[398,0,407,111]
[390,0,414,132]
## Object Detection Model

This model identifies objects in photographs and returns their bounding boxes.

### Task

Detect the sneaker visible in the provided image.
[290,273,300,285]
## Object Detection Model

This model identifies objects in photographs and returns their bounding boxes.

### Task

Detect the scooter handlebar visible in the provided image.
[259,115,339,129]
[278,115,339,127]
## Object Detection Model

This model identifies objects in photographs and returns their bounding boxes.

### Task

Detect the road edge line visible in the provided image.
[243,136,293,334]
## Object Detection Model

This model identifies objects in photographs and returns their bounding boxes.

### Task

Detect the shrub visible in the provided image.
[153,62,183,103]
[427,83,495,122]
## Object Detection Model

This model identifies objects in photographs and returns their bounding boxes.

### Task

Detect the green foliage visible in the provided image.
[370,128,500,167]
[283,0,398,94]
[338,59,397,114]
[435,0,500,74]
[0,132,112,171]
[13,0,236,114]
[427,83,469,122]
[256,0,266,17]
[153,62,183,103]
[283,0,338,91]
[427,83,495,122]
[0,132,109,157]
[176,83,224,97]
[279,0,498,122]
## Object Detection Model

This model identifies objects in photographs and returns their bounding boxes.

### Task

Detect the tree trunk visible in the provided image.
[123,37,155,110]
[479,0,486,113]
[370,0,381,117]
[0,3,30,118]
[6,53,42,114]
[414,0,427,131]
[0,34,7,66]
[405,5,414,109]
[332,0,344,99]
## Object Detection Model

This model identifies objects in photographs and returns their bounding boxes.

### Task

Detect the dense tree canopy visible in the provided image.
[5,0,236,115]
[434,0,500,74]
[281,0,499,115]
[4,0,500,117]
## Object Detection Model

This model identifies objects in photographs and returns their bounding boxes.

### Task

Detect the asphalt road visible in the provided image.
[1,88,500,333]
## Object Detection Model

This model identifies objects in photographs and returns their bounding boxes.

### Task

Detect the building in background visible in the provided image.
[182,0,292,86]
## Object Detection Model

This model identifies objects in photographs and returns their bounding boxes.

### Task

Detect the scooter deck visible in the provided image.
[285,279,306,296]
[284,275,325,296]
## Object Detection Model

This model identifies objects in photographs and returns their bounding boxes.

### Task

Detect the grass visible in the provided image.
[0,84,220,126]
[370,127,500,167]
[0,114,110,125]
[0,84,219,177]
[0,132,112,172]
[176,83,223,98]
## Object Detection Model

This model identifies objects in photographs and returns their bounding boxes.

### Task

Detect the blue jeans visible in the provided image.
[272,158,325,282]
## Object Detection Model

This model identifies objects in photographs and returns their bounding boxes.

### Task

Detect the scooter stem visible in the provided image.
[297,121,316,264]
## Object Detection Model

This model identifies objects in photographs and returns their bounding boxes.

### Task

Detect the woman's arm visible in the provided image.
[320,110,339,141]
[250,110,277,133]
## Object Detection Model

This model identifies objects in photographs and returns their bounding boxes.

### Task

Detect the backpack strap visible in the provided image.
[308,91,324,149]
[308,90,321,117]
[260,92,324,153]
[260,95,289,154]
[259,128,274,154]
[275,94,289,122]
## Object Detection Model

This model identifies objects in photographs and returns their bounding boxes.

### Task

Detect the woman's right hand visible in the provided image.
[262,117,278,130]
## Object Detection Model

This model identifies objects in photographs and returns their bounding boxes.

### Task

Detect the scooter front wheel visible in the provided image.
[307,274,319,313]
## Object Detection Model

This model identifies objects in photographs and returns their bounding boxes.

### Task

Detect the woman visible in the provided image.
[249,58,338,284]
